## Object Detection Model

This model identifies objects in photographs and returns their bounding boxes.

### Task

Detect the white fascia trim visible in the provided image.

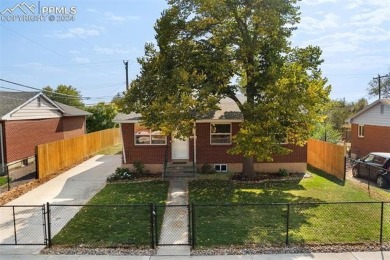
[114,119,243,124]
[1,92,65,120]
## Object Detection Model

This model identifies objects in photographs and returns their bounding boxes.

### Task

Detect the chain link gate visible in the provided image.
[154,205,191,246]
[0,205,47,245]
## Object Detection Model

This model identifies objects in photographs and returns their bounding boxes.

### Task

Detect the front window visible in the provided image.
[210,123,231,144]
[134,124,166,145]
[358,124,364,138]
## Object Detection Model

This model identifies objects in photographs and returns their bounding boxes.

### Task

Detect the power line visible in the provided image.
[0,79,90,100]
[0,86,24,92]
[0,60,121,69]
[0,24,69,60]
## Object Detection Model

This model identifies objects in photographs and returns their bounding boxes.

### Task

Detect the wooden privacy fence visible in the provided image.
[307,138,346,181]
[36,128,121,179]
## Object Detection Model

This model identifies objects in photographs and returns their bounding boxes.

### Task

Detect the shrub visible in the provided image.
[199,163,215,174]
[133,161,145,175]
[107,167,135,182]
[278,168,289,177]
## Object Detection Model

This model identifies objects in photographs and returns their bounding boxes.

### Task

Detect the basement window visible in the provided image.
[214,164,227,172]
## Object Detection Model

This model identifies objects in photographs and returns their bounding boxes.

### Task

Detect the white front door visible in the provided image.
[171,137,189,160]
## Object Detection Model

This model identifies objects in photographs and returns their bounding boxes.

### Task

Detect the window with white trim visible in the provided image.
[134,124,166,145]
[210,123,231,144]
[214,164,227,172]
[358,124,364,138]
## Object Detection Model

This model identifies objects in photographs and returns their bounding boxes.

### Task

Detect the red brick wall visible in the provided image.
[351,124,390,158]
[121,123,168,164]
[121,122,306,164]
[196,122,242,163]
[62,116,86,139]
[3,117,87,163]
[4,118,65,162]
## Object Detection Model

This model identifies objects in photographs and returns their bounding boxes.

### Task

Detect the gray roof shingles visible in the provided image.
[0,91,90,118]
[114,97,244,122]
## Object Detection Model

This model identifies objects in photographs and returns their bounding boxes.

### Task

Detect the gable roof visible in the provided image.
[0,91,39,118]
[0,91,90,119]
[114,97,244,123]
[347,99,390,123]
[53,101,91,117]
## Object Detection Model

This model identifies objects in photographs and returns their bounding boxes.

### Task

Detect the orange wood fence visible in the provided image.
[307,138,346,181]
[36,128,121,179]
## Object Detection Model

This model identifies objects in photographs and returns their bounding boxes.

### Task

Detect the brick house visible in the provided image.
[114,98,307,174]
[0,91,91,171]
[347,99,390,159]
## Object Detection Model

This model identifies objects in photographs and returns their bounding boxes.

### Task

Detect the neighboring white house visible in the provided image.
[347,99,390,159]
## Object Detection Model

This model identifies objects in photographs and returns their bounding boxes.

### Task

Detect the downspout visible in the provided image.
[120,123,127,164]
[0,123,5,174]
[193,122,197,166]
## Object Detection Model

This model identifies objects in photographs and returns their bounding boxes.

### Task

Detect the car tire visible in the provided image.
[377,175,388,188]
[352,167,360,178]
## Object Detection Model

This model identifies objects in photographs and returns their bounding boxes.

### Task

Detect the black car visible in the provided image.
[352,152,390,188]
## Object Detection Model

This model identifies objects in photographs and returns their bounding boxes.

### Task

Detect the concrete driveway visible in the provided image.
[0,155,121,255]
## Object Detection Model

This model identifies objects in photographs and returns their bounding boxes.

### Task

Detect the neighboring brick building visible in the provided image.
[114,98,307,174]
[0,92,90,171]
[347,99,390,159]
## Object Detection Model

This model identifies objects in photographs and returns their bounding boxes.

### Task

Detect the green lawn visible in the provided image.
[190,169,390,247]
[52,181,168,247]
[0,176,8,186]
[97,143,123,155]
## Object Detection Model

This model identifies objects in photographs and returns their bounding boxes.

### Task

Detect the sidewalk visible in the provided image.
[1,250,390,259]
[0,155,121,255]
[157,179,191,256]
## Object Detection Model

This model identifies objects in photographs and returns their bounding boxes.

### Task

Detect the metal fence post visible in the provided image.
[150,203,155,249]
[7,166,10,191]
[191,203,196,249]
[285,203,290,246]
[46,202,52,248]
[12,206,17,244]
[380,202,384,248]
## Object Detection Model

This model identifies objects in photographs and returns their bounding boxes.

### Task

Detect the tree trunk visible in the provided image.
[242,156,255,179]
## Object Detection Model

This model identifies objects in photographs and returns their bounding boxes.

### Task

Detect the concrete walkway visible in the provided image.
[157,179,191,256]
[0,155,121,255]
[1,251,390,259]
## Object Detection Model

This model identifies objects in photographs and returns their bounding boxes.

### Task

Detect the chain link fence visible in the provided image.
[0,205,46,245]
[192,202,390,248]
[0,158,37,194]
[1,202,390,249]
[48,204,152,248]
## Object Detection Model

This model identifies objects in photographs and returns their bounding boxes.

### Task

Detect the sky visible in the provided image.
[0,0,389,105]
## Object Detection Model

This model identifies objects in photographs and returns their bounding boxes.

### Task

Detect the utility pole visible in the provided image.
[373,74,389,99]
[123,60,129,90]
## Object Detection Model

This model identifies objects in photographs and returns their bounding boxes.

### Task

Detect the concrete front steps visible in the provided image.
[164,161,196,179]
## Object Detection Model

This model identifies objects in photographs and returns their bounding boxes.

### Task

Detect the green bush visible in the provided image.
[199,163,215,174]
[133,161,145,175]
[107,167,135,182]
[278,168,289,177]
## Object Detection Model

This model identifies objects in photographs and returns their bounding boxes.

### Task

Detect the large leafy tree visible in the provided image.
[85,102,118,133]
[43,85,85,108]
[124,0,331,177]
